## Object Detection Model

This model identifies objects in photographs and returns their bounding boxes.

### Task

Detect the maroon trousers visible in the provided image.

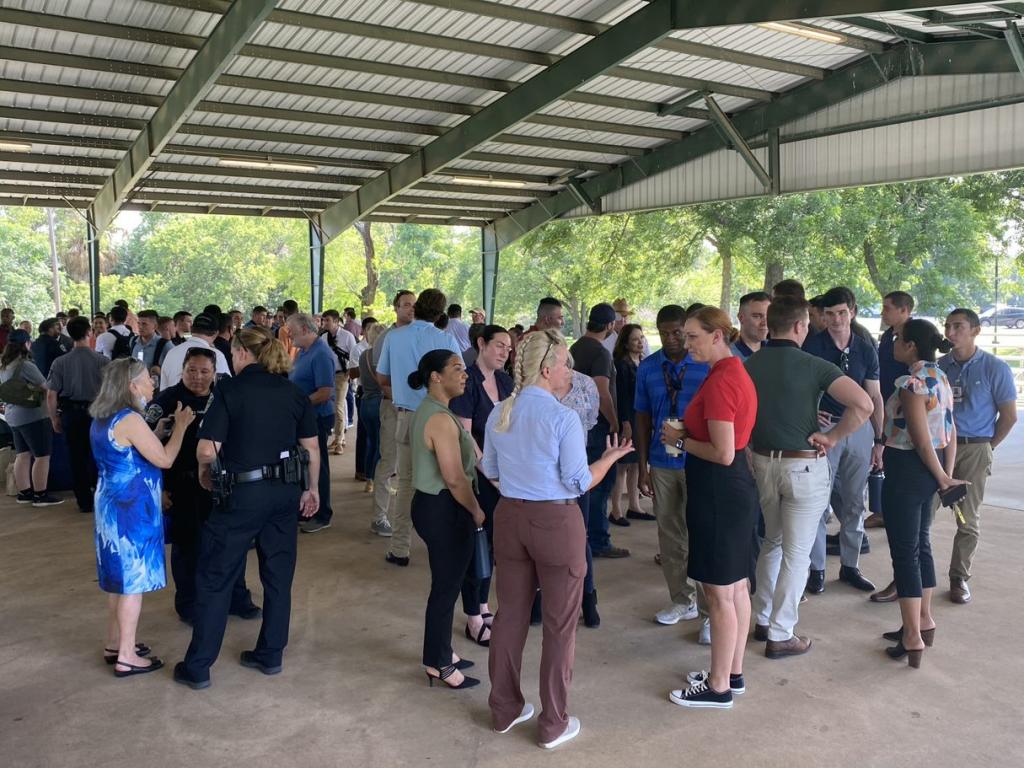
[488,498,586,743]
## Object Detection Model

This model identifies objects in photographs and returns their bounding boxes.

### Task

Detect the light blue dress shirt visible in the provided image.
[377,320,462,410]
[937,348,1017,438]
[482,386,593,500]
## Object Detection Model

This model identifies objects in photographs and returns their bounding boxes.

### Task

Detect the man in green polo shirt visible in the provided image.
[745,297,874,659]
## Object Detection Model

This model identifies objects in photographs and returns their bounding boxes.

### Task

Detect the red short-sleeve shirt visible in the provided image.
[683,356,757,450]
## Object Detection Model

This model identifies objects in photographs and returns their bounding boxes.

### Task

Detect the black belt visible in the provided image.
[507,498,576,505]
[957,436,991,445]
[396,406,413,413]
[231,465,283,484]
[59,399,91,408]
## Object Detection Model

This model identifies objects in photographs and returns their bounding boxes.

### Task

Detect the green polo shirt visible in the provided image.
[744,340,843,452]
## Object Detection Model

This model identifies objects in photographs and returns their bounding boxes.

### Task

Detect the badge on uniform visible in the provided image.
[951,385,963,404]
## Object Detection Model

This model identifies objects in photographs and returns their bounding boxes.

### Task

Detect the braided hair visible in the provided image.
[494,328,570,433]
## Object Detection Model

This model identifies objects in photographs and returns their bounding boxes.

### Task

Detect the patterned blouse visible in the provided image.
[560,370,599,433]
[883,360,955,450]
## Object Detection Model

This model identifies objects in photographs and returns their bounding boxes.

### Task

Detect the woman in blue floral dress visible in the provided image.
[90,359,194,677]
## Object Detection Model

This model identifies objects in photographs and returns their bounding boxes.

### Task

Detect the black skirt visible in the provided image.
[685,451,758,586]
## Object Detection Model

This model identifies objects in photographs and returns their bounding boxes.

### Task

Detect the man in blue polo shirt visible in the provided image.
[289,312,337,534]
[938,308,1018,604]
[636,304,710,634]
[803,286,885,594]
[377,288,461,566]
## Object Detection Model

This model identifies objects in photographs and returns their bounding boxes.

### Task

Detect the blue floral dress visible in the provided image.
[90,408,166,594]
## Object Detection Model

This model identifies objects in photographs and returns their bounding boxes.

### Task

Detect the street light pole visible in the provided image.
[46,208,62,314]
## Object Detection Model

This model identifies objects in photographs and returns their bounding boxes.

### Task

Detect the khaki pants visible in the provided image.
[488,499,586,745]
[372,399,397,525]
[331,372,350,441]
[392,408,415,559]
[650,466,699,608]
[942,442,993,582]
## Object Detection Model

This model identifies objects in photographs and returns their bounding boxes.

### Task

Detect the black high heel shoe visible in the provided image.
[465,623,490,647]
[882,627,935,647]
[885,641,925,667]
[426,664,480,689]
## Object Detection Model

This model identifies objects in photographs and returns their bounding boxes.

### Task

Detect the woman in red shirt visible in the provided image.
[664,306,758,710]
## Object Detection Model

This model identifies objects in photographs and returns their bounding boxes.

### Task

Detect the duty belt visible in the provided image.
[231,465,284,484]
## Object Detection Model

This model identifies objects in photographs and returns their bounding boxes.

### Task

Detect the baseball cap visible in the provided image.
[588,303,617,326]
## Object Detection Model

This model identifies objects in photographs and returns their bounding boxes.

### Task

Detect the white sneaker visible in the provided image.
[697,618,711,645]
[539,716,580,749]
[495,702,534,734]
[655,602,698,625]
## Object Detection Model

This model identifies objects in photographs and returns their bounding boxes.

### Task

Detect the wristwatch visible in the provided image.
[874,436,886,446]
[675,438,685,452]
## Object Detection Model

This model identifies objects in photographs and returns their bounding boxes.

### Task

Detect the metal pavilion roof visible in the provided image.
[0,0,1023,239]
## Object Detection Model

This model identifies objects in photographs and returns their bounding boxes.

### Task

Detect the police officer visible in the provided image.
[174,327,320,690]
[144,346,259,625]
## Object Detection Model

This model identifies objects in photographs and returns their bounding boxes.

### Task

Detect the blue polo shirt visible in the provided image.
[633,351,709,470]
[290,336,336,418]
[803,330,879,417]
[937,348,1017,438]
[377,319,462,410]
[878,326,909,403]
[730,339,756,360]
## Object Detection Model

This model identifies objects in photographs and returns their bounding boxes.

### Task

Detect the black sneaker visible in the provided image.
[669,679,733,709]
[686,669,745,695]
[592,546,630,559]
[385,552,409,567]
[16,490,34,504]
[32,493,63,507]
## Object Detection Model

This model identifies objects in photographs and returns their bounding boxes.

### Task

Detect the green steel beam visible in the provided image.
[90,0,278,232]
[842,16,935,42]
[491,37,1020,249]
[309,218,325,314]
[704,94,772,189]
[1005,22,1024,76]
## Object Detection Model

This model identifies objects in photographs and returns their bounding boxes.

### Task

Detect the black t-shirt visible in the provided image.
[213,336,235,375]
[197,363,316,473]
[570,335,617,429]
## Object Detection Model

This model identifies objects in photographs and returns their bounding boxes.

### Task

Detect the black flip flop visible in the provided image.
[113,657,164,678]
[104,643,151,665]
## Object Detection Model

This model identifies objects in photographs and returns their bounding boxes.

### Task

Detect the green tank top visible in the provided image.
[411,396,479,495]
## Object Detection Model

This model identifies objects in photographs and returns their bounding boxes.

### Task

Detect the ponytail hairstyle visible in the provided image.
[495,328,570,433]
[688,306,740,345]
[407,349,459,391]
[899,318,952,363]
[233,326,291,375]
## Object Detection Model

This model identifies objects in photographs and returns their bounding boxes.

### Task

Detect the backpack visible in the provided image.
[0,360,43,408]
[322,330,350,370]
[110,327,137,360]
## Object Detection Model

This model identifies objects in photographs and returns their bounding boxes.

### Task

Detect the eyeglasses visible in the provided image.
[538,340,557,375]
[839,349,850,373]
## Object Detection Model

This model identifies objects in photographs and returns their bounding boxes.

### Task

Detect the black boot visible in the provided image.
[582,590,600,628]
[806,569,825,594]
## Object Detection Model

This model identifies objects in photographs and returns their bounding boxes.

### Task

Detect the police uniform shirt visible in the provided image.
[145,382,214,479]
[198,363,317,473]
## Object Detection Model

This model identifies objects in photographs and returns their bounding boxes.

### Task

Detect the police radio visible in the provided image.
[209,451,233,505]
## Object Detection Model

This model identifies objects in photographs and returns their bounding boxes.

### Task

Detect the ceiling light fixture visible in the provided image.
[217,157,318,173]
[757,21,845,45]
[450,176,527,188]
[0,140,33,152]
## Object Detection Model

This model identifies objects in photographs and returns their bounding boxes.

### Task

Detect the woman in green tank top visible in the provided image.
[408,349,486,691]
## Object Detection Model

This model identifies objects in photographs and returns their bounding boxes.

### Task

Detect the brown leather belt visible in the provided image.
[753,448,820,459]
[506,498,576,505]
[956,436,991,445]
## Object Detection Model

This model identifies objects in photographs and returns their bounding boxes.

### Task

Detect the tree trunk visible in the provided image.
[861,239,887,299]
[354,221,378,313]
[565,300,584,339]
[763,259,784,292]
[718,239,733,315]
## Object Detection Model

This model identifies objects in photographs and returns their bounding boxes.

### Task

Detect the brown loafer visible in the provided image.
[950,578,972,604]
[864,513,885,529]
[753,624,769,642]
[765,635,812,659]
[870,580,898,603]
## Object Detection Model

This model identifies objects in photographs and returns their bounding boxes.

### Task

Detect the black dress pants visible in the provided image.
[169,480,253,622]
[182,480,301,681]
[461,470,498,615]
[61,403,96,511]
[881,447,939,598]
[411,489,475,669]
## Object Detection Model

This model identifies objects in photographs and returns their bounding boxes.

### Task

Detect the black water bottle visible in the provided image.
[868,470,884,515]
[472,528,492,581]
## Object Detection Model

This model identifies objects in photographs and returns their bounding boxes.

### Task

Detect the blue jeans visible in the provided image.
[585,421,616,553]
[576,491,596,594]
[359,395,382,481]
[345,384,356,428]
[315,414,335,524]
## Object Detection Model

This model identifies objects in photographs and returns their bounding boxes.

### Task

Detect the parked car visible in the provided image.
[979,306,1024,329]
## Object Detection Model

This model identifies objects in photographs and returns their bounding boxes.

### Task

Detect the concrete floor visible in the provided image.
[1,444,1022,768]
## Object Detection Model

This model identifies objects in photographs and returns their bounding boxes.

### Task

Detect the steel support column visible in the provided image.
[482,225,499,323]
[309,218,326,315]
[1004,21,1024,76]
[86,215,101,317]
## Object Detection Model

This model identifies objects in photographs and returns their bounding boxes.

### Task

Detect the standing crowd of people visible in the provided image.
[0,279,1017,748]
